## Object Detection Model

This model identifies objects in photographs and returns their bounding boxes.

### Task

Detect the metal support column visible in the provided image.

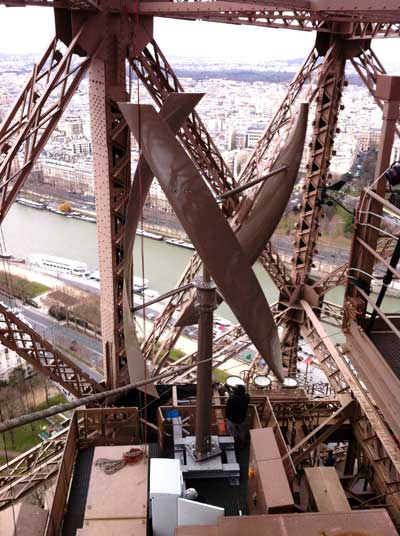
[89,16,132,388]
[281,34,348,376]
[194,267,217,459]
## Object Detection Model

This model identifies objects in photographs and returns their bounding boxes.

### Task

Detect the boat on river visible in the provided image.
[29,253,88,276]
[88,270,149,292]
[165,238,195,250]
[80,215,96,223]
[136,228,163,241]
[16,197,47,209]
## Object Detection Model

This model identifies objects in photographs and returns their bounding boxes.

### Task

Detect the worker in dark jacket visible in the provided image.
[225,385,250,448]
[324,449,336,467]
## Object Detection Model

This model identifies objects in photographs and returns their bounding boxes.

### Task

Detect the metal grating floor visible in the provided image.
[184,444,250,516]
[368,317,400,380]
[61,447,94,536]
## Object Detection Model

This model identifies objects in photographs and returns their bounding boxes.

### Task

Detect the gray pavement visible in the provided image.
[20,305,103,382]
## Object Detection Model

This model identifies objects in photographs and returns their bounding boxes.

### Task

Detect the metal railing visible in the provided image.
[345,187,400,342]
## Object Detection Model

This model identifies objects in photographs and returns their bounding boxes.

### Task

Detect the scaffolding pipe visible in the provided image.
[0,363,204,434]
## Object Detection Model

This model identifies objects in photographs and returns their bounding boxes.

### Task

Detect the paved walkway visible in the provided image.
[0,449,20,460]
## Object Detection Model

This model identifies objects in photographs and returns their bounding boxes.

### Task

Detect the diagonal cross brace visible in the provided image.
[284,399,354,466]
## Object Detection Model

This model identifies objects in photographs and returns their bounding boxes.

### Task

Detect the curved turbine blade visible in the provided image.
[237,102,309,262]
[122,93,203,396]
[120,103,283,381]
[177,103,308,327]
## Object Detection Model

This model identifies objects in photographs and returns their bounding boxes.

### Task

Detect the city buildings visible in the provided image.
[0,346,24,383]
[0,54,389,203]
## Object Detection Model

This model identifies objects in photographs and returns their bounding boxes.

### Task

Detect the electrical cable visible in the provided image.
[0,226,17,310]
[29,377,57,521]
[134,0,148,451]
[0,405,17,536]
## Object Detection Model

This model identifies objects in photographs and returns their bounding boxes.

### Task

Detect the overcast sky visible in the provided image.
[0,6,399,66]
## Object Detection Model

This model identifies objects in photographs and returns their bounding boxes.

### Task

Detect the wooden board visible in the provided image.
[16,503,48,536]
[250,428,281,462]
[78,518,146,536]
[175,526,218,536]
[257,459,294,513]
[218,510,398,536]
[85,445,148,521]
[305,467,350,513]
[0,503,21,536]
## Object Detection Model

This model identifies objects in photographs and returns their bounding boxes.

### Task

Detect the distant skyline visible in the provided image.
[0,6,400,67]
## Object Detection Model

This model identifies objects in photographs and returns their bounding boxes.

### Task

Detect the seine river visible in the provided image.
[2,203,397,326]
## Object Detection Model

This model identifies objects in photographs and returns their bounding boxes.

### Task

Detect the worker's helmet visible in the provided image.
[184,488,198,500]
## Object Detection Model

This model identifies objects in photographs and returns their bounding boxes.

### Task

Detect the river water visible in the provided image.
[2,204,397,326]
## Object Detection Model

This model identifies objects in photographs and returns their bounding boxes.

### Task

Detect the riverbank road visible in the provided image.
[17,302,254,386]
[20,305,103,382]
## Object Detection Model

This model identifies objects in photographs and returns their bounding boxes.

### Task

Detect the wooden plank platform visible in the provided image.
[77,518,146,535]
[248,428,294,514]
[84,445,148,527]
[176,510,398,535]
[184,510,396,536]
[175,525,218,536]
[305,467,350,513]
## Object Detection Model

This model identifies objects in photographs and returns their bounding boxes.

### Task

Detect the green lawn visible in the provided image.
[170,348,184,361]
[168,347,229,383]
[35,393,67,412]
[212,368,229,383]
[0,394,67,453]
[0,420,49,452]
[0,271,49,299]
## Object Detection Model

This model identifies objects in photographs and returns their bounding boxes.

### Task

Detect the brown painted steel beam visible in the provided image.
[281,323,301,376]
[90,56,130,389]
[0,27,102,223]
[131,38,235,198]
[237,46,320,188]
[345,76,400,318]
[292,41,346,284]
[285,399,354,465]
[0,0,99,9]
[280,38,348,376]
[89,14,154,389]
[346,319,400,441]
[259,244,293,300]
[0,304,104,396]
[0,425,68,510]
[351,49,400,139]
[136,2,400,29]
